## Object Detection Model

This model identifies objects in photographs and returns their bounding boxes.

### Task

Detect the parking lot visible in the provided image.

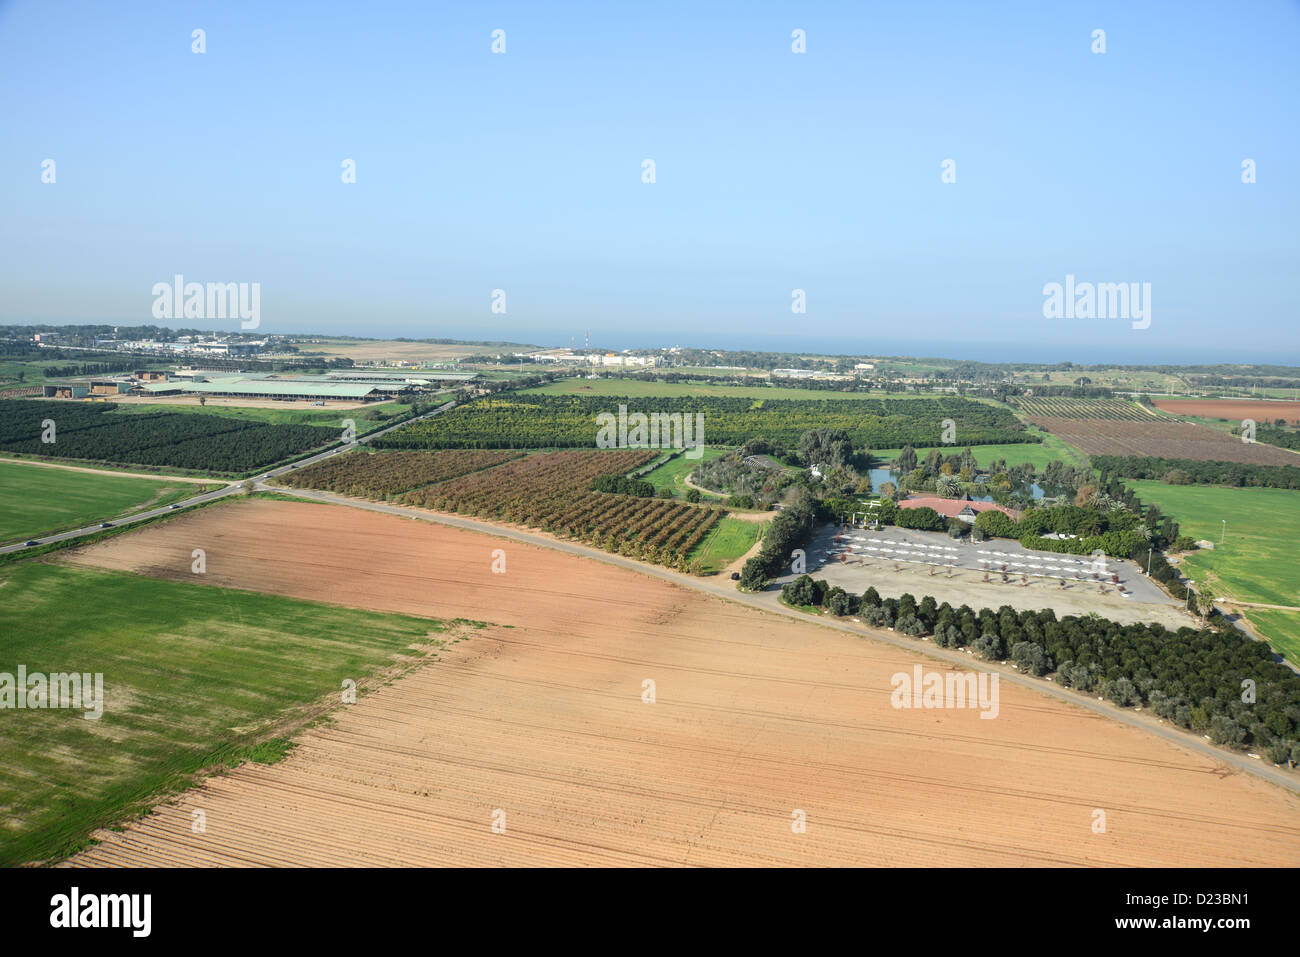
[781,524,1182,614]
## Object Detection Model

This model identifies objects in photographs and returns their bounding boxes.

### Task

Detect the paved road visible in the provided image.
[267,485,1300,797]
[0,399,457,556]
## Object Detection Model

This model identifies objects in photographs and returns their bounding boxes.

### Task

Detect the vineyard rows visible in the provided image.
[1029,418,1300,465]
[280,449,522,497]
[1013,397,1164,421]
[397,450,725,571]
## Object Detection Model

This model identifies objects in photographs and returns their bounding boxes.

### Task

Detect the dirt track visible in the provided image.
[61,500,1300,866]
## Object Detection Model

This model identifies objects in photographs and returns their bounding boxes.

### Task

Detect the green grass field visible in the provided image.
[688,515,762,574]
[871,428,1084,471]
[1128,481,1300,660]
[638,447,728,495]
[0,562,454,865]
[0,460,208,543]
[1236,608,1300,665]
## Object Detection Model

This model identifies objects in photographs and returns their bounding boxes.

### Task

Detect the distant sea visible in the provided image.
[364,325,1300,368]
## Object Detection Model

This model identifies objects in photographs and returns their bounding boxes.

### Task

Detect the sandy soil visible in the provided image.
[60,500,1300,866]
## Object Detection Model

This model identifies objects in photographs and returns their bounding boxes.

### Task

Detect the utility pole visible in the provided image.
[1221,519,1225,544]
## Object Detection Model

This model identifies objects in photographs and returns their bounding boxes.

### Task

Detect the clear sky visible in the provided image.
[1,0,1296,364]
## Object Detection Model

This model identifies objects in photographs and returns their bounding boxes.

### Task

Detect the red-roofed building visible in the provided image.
[897,496,1020,523]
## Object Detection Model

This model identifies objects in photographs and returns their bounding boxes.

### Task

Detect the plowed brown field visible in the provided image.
[1154,399,1300,425]
[1028,417,1298,465]
[61,500,1300,866]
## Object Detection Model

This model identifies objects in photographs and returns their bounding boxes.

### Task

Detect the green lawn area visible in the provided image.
[638,447,728,495]
[0,562,454,865]
[688,516,762,574]
[1238,608,1300,667]
[871,428,1085,471]
[1128,482,1300,607]
[0,360,53,389]
[1129,481,1300,661]
[0,460,208,543]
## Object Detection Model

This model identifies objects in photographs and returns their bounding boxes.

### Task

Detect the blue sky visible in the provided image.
[1,0,1297,363]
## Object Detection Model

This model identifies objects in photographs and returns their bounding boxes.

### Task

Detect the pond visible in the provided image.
[868,467,1046,501]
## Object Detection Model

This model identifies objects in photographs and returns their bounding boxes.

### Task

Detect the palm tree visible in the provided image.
[1196,584,1217,626]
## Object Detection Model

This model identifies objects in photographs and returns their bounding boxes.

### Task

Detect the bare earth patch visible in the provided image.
[60,500,1300,866]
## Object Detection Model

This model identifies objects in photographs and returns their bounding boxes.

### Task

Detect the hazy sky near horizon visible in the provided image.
[1,1,1297,364]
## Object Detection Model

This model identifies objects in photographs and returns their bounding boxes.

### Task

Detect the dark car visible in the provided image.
[100,522,114,528]
[169,503,183,509]
[24,540,39,547]
[730,572,741,581]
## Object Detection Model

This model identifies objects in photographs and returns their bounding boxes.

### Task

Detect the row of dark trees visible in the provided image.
[779,576,1300,765]
[591,474,654,497]
[1093,455,1300,490]
[738,491,820,589]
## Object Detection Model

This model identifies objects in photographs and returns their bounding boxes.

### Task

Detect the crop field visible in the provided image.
[1131,482,1300,650]
[1153,398,1300,425]
[0,561,450,866]
[279,449,522,498]
[374,394,1035,451]
[400,449,723,571]
[1025,415,1299,466]
[0,398,339,473]
[61,500,1300,867]
[1127,481,1300,657]
[1241,609,1300,667]
[0,460,204,543]
[1013,397,1165,421]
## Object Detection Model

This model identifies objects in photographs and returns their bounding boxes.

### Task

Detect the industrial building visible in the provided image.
[43,380,132,399]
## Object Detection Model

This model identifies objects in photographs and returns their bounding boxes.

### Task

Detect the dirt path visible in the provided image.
[1219,599,1300,612]
[59,499,1300,867]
